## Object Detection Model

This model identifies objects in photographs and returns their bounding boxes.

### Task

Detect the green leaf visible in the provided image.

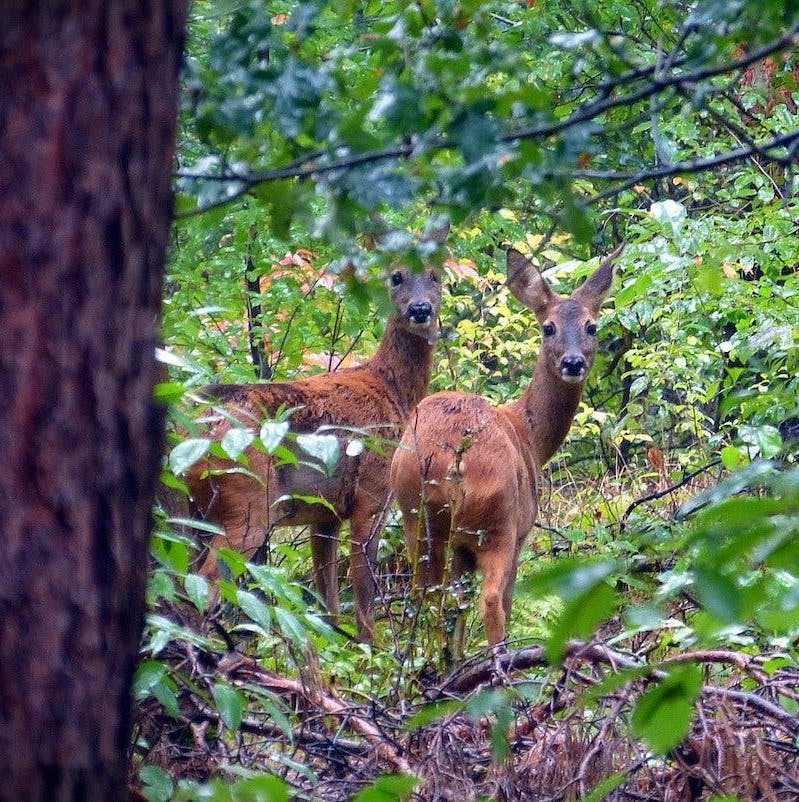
[133,661,167,699]
[582,773,627,802]
[489,702,513,763]
[260,421,290,454]
[152,677,180,719]
[167,516,224,536]
[692,567,742,623]
[169,438,210,475]
[272,607,309,647]
[649,198,686,234]
[233,774,290,802]
[275,493,337,514]
[218,548,249,578]
[695,259,723,295]
[516,558,616,600]
[351,774,419,802]
[631,666,702,754]
[465,688,508,719]
[546,581,617,663]
[615,273,652,308]
[720,445,747,471]
[140,765,174,802]
[296,433,340,476]
[221,427,255,461]
[184,573,210,614]
[740,424,783,458]
[406,699,462,729]
[237,590,273,630]
[213,683,245,732]
[154,381,186,405]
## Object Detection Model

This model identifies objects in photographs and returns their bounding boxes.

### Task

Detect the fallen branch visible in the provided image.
[217,652,413,775]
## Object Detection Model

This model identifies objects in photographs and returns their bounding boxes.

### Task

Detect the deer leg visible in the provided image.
[310,522,342,624]
[401,507,423,584]
[350,503,386,643]
[478,531,516,648]
[446,545,472,665]
[501,540,524,627]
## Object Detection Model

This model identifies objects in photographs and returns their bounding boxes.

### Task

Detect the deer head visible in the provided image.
[506,243,622,384]
[387,221,449,342]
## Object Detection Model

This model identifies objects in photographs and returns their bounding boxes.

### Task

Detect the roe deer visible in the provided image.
[390,244,622,652]
[185,226,448,642]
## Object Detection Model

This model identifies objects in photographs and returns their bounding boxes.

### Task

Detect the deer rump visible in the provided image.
[392,391,537,646]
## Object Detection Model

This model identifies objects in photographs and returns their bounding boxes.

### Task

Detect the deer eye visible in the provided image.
[586,322,597,336]
[542,322,556,336]
[429,271,439,283]
[391,271,404,286]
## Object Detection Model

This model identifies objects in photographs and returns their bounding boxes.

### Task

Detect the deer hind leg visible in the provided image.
[478,528,517,647]
[501,538,526,627]
[446,543,476,665]
[310,522,342,625]
[402,505,447,588]
[349,501,390,643]
[410,503,450,588]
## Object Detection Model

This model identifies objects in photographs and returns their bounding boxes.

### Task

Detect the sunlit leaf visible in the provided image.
[233,774,290,802]
[296,433,340,476]
[184,573,210,614]
[406,699,462,729]
[260,421,290,454]
[169,438,210,475]
[221,427,255,460]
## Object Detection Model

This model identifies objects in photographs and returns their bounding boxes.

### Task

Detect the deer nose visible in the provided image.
[407,301,433,324]
[560,355,586,378]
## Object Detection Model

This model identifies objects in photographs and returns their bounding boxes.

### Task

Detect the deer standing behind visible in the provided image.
[390,244,622,653]
[185,226,447,642]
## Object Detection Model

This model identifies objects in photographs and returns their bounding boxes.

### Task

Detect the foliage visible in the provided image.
[140,0,799,798]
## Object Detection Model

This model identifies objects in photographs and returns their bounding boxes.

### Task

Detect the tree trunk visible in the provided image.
[0,3,188,800]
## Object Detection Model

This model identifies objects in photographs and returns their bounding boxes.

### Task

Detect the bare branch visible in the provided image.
[175,25,799,217]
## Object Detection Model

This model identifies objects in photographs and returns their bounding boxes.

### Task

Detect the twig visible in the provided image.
[217,652,414,774]
[620,458,721,527]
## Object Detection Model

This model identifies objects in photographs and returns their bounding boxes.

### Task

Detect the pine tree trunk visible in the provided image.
[0,3,188,799]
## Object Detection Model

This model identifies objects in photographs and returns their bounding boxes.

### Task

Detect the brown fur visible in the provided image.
[186,231,447,642]
[390,244,623,648]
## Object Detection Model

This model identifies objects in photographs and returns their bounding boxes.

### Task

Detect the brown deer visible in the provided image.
[185,226,448,642]
[390,243,622,653]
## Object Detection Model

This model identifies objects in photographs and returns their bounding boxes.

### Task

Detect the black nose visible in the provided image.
[408,301,433,323]
[561,355,586,376]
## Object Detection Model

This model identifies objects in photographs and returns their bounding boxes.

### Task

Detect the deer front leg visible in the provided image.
[310,522,342,624]
[349,502,387,643]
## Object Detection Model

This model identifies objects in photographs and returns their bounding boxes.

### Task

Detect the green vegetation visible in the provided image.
[140,1,799,799]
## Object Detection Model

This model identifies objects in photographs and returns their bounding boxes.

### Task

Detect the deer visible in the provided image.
[390,243,623,658]
[184,224,448,642]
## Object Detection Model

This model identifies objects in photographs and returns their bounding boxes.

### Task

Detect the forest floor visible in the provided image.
[134,622,799,801]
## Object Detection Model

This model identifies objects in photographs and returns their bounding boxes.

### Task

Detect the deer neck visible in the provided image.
[369,317,436,415]
[502,359,586,469]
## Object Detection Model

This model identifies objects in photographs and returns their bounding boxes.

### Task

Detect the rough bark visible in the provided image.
[0,2,188,799]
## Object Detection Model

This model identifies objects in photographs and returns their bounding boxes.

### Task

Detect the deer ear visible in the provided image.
[571,242,624,314]
[506,249,554,318]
